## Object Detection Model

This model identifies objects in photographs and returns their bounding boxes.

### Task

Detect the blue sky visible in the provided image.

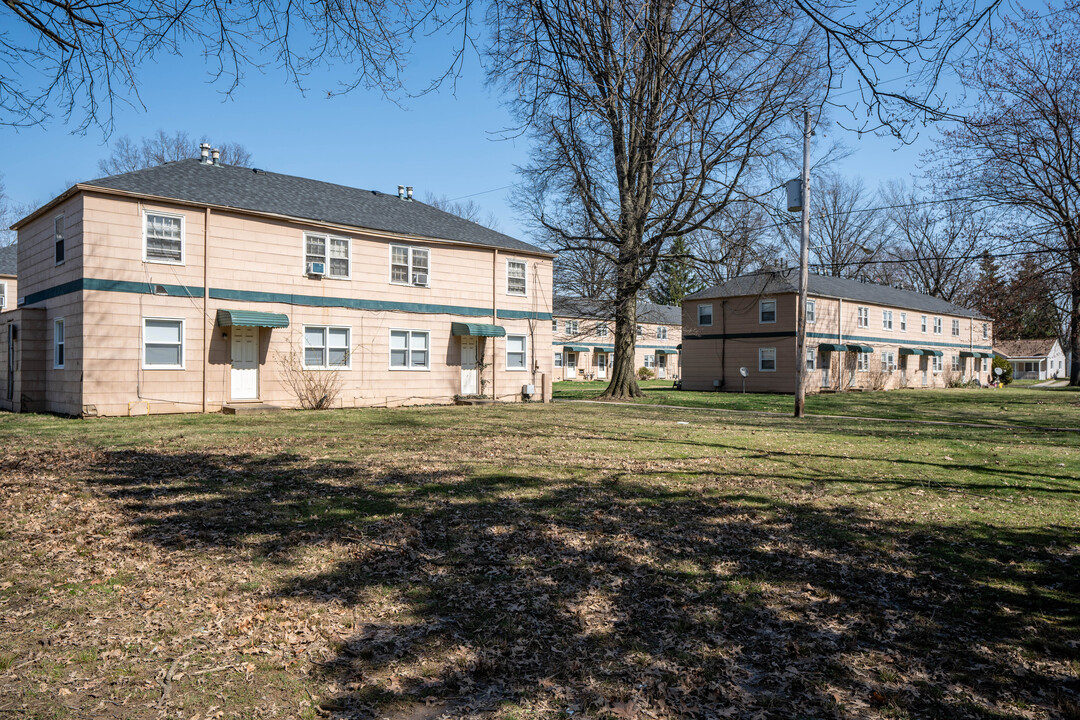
[0,23,945,242]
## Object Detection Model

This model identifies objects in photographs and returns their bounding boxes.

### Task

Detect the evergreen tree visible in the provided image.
[649,237,702,306]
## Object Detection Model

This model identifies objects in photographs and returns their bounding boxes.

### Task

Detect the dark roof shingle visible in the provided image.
[553,296,681,324]
[75,160,546,255]
[686,270,988,319]
[0,244,15,276]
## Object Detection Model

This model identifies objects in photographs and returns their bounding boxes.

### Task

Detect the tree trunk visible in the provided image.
[1070,250,1080,386]
[601,280,642,399]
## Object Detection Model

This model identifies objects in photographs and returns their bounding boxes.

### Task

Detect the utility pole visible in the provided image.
[794,109,811,418]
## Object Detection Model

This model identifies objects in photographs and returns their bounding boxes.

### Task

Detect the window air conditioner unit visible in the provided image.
[307,261,326,276]
[413,272,429,286]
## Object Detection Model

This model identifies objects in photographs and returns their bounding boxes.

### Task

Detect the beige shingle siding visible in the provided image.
[551,301,683,381]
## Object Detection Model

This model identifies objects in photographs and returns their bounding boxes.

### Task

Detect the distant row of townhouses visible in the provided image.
[5,150,1051,416]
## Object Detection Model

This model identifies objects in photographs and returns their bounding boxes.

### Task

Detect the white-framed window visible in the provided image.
[900,312,907,332]
[144,211,185,264]
[857,306,869,328]
[857,352,870,372]
[506,334,527,370]
[982,358,988,372]
[806,299,816,324]
[390,244,430,286]
[142,318,184,369]
[554,352,563,368]
[552,319,558,332]
[758,347,776,372]
[304,233,350,279]
[0,281,6,310]
[698,304,713,327]
[932,355,943,373]
[53,318,65,369]
[565,319,579,335]
[806,348,815,371]
[882,310,893,330]
[656,326,668,340]
[389,329,430,370]
[644,354,655,368]
[595,324,608,338]
[759,299,776,324]
[506,260,527,296]
[303,325,351,369]
[951,354,961,372]
[951,319,960,337]
[921,315,928,333]
[636,324,644,338]
[883,351,896,372]
[54,215,65,265]
[982,323,989,340]
[934,317,942,335]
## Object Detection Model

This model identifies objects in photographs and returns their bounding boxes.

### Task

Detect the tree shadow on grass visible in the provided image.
[81,444,1080,719]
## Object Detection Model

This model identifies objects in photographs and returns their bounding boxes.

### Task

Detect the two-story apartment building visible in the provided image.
[0,244,15,313]
[682,271,993,393]
[552,297,682,381]
[1,153,553,416]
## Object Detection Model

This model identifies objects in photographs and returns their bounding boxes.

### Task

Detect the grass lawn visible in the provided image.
[0,404,1077,719]
[554,379,1080,428]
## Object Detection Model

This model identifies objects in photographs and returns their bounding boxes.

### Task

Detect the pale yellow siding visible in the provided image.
[0,275,15,312]
[551,314,683,382]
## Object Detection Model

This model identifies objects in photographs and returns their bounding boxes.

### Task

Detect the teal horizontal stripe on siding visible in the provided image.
[551,341,679,350]
[21,278,203,305]
[807,331,991,352]
[685,331,796,341]
[497,309,554,320]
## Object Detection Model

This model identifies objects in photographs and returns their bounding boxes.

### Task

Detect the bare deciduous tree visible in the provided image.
[490,1,824,398]
[97,130,253,175]
[882,181,990,302]
[690,203,782,287]
[0,174,31,247]
[784,173,886,279]
[1,0,476,132]
[933,2,1080,384]
[423,193,501,231]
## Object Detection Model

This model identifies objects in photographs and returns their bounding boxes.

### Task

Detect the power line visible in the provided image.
[446,184,516,202]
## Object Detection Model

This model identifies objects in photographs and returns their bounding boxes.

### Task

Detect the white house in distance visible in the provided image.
[994,338,1066,380]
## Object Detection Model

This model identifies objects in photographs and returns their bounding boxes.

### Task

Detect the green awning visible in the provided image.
[655,348,679,355]
[593,346,610,353]
[960,351,988,358]
[818,343,848,352]
[923,348,943,357]
[563,345,591,352]
[451,322,506,337]
[899,347,924,356]
[848,344,874,353]
[216,309,289,328]
[676,343,682,350]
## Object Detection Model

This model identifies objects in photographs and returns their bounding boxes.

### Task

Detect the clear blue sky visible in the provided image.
[0,25,946,243]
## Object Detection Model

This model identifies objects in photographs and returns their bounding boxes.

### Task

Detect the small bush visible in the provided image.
[637,367,655,380]
[992,355,1013,385]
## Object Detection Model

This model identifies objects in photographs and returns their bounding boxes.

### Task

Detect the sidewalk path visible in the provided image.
[556,398,1080,433]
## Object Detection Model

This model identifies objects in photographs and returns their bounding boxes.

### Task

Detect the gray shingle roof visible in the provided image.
[77,160,546,255]
[0,244,15,276]
[553,296,681,324]
[994,338,1060,358]
[686,270,988,320]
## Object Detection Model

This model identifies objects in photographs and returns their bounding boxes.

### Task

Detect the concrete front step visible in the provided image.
[222,403,282,415]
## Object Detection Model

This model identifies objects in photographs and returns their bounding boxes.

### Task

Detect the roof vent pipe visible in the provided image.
[406,186,413,201]
[398,185,405,200]
[199,143,211,163]
[211,148,221,165]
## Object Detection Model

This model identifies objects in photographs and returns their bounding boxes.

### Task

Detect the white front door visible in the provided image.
[597,352,607,379]
[900,356,907,386]
[920,356,929,386]
[821,351,830,387]
[565,352,577,380]
[657,354,667,379]
[461,336,479,395]
[231,327,259,400]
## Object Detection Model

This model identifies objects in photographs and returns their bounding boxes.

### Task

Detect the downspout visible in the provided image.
[202,208,210,414]
[720,300,726,389]
[837,297,843,390]
[492,249,498,401]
